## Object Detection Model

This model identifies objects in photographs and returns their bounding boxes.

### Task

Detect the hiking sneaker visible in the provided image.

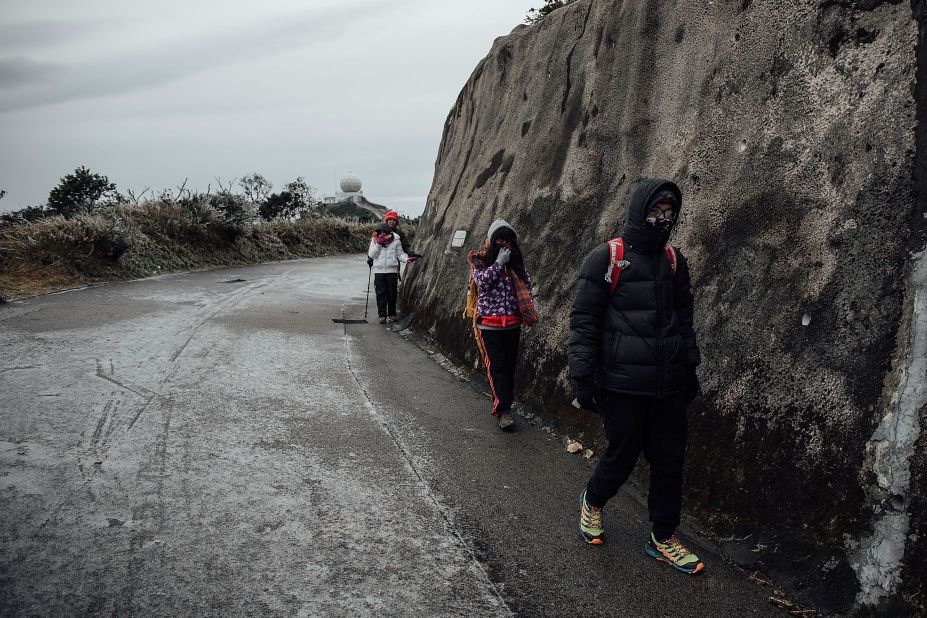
[497,411,515,430]
[378,317,387,324]
[388,315,399,323]
[579,489,605,545]
[645,532,705,575]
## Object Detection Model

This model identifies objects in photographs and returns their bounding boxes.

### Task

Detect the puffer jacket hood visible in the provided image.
[621,177,683,252]
[487,219,516,241]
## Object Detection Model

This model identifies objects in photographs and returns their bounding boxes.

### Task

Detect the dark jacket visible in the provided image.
[395,227,412,255]
[568,178,700,398]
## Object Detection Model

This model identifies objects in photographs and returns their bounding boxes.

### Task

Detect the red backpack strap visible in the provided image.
[664,244,677,277]
[604,237,625,293]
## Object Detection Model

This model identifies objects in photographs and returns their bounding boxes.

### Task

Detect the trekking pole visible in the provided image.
[364,263,372,319]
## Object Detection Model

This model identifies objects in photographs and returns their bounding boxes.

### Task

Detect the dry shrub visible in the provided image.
[0,205,375,299]
[0,213,132,268]
[131,200,220,243]
[258,217,372,254]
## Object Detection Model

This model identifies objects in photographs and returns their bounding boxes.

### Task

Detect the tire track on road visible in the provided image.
[41,277,273,531]
[169,278,269,362]
[0,365,41,374]
[113,274,282,609]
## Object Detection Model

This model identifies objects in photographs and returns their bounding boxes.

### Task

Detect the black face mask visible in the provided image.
[621,179,683,252]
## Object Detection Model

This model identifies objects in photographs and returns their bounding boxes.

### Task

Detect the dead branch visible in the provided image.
[213,176,236,193]
[126,186,151,205]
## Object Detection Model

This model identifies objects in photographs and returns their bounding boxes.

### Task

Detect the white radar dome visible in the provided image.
[340,173,362,193]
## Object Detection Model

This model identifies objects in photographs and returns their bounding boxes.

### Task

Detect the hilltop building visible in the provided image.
[323,172,364,205]
[321,172,387,222]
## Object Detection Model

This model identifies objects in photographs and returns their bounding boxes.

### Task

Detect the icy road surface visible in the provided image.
[0,255,779,616]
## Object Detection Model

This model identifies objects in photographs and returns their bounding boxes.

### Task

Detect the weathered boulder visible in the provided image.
[402,0,926,612]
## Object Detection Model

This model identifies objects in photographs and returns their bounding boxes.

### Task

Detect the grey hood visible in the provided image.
[487,218,516,241]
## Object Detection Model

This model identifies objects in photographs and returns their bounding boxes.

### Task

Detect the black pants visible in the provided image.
[585,391,687,540]
[476,328,520,416]
[373,273,399,318]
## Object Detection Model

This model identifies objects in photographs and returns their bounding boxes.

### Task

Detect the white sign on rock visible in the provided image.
[451,230,467,248]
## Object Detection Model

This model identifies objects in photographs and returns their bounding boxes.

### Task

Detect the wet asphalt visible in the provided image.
[0,255,780,617]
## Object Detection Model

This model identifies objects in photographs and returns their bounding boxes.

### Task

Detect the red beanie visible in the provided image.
[385,210,399,222]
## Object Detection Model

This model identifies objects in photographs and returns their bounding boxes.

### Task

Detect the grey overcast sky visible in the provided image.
[0,1,539,215]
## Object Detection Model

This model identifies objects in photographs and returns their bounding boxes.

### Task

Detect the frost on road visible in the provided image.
[0,257,508,616]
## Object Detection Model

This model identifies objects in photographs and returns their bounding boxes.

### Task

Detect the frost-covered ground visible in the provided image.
[0,255,777,616]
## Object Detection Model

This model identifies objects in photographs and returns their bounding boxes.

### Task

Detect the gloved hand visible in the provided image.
[366,257,373,267]
[375,234,388,246]
[406,256,417,263]
[496,247,511,265]
[573,378,598,412]
[685,365,701,404]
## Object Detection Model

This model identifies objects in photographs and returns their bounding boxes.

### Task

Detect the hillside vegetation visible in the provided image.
[0,168,418,301]
[0,201,374,301]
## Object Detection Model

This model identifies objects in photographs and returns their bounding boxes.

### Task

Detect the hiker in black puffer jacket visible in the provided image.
[569,177,705,576]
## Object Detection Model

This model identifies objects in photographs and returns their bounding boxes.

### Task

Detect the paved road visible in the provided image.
[0,256,780,616]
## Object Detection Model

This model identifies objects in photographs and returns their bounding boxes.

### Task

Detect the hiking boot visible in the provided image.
[579,489,605,545]
[645,532,705,575]
[388,315,399,323]
[497,411,515,430]
[378,317,387,324]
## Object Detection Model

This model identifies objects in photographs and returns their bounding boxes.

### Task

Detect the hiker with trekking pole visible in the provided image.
[383,209,422,291]
[464,219,539,430]
[384,210,414,256]
[368,222,415,324]
[568,177,705,575]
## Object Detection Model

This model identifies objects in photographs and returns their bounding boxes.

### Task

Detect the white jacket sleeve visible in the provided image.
[368,239,381,259]
[397,244,409,264]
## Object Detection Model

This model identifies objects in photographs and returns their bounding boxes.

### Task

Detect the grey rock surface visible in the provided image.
[401,0,926,611]
[0,257,781,616]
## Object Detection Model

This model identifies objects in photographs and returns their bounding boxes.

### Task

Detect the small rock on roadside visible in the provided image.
[566,441,583,454]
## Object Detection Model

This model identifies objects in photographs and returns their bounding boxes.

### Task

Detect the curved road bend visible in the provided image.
[0,255,780,616]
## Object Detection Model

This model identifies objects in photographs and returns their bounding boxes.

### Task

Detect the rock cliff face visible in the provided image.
[402,0,925,611]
